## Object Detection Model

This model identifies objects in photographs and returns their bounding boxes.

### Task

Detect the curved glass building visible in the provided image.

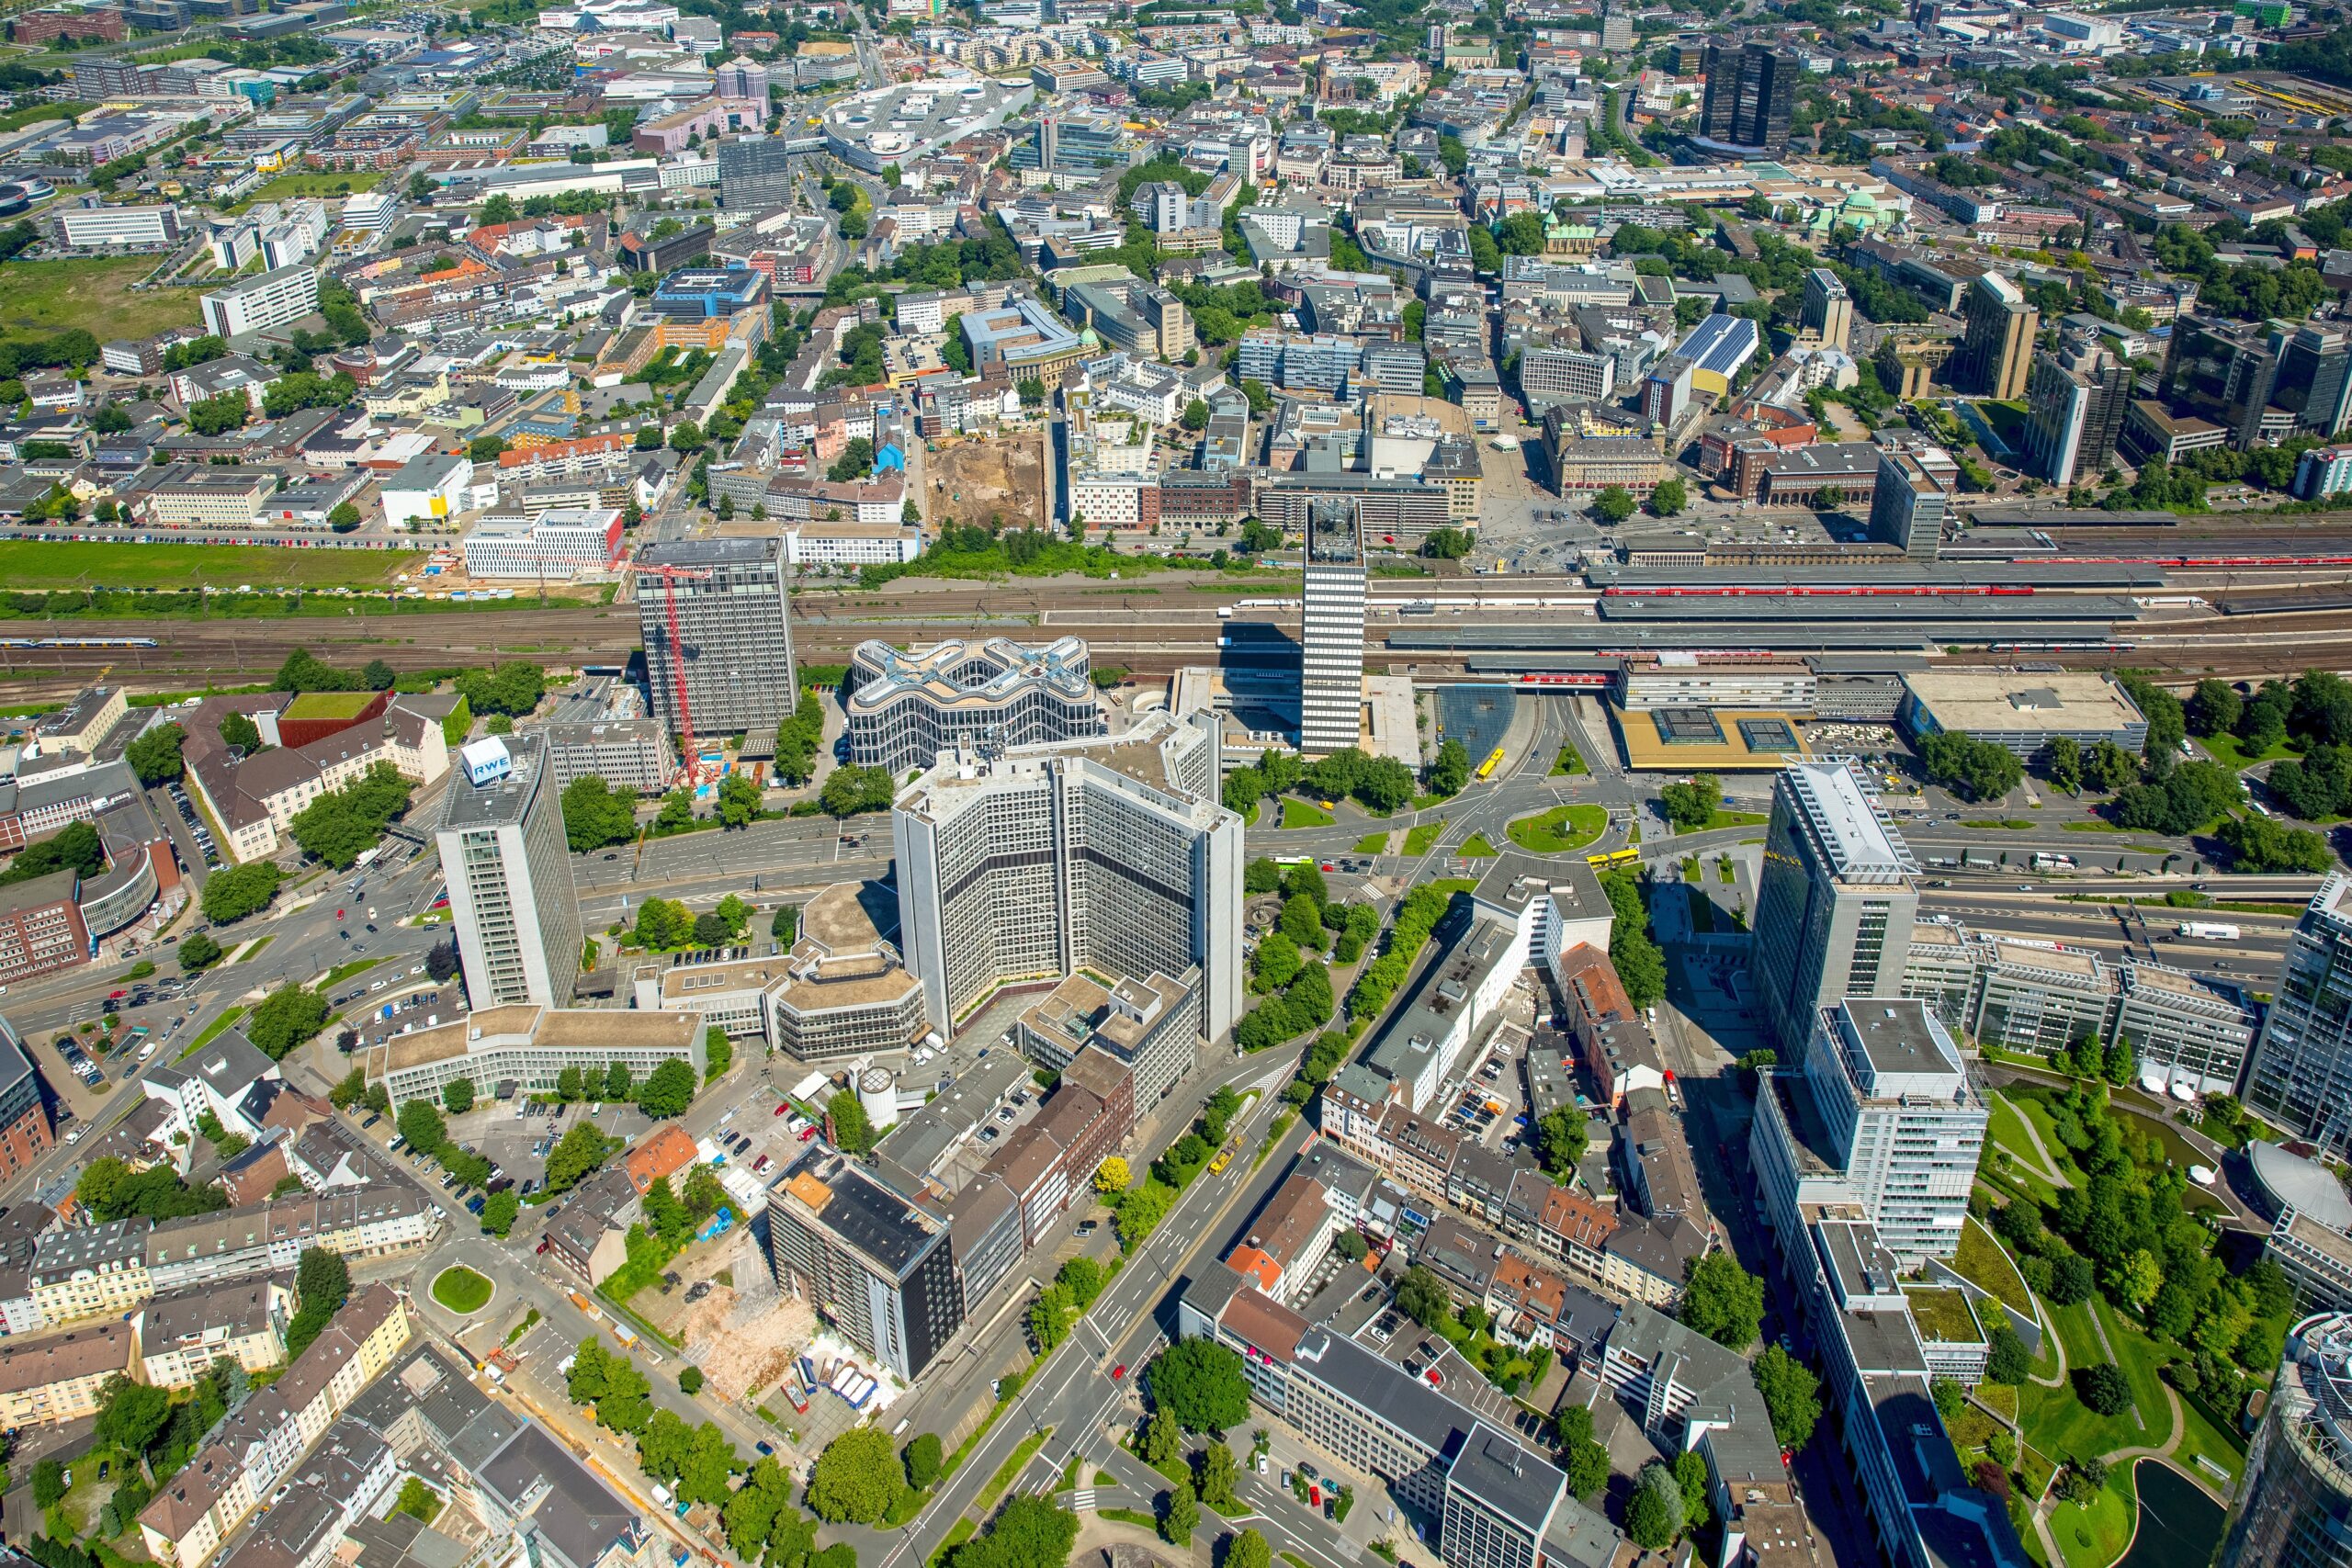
[2223,1311,2352,1567]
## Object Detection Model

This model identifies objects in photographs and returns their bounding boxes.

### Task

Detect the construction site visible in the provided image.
[919,429,1051,528]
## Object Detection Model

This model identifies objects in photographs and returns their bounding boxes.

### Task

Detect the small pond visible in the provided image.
[2116,1459,2225,1568]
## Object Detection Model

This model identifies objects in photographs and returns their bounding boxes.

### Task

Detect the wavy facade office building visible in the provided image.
[2222,1311,2352,1567]
[891,707,1243,1046]
[844,636,1106,774]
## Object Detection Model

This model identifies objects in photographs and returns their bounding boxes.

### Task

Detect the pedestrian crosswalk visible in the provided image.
[1071,1489,1095,1512]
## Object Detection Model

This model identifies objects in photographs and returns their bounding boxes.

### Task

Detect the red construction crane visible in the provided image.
[621,558,715,793]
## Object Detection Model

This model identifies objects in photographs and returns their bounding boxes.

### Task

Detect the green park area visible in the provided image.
[0,541,424,592]
[1506,804,1608,853]
[241,170,385,203]
[431,1266,494,1314]
[0,256,200,348]
[1279,797,1333,829]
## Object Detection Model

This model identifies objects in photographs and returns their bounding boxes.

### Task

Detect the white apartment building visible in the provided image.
[200,264,321,339]
[1750,998,1986,1266]
[893,705,1244,1043]
[460,508,625,579]
[62,203,181,249]
[362,1004,706,1108]
[781,520,923,568]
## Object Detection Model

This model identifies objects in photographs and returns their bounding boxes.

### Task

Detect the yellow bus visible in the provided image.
[1586,848,1640,869]
[1475,747,1507,782]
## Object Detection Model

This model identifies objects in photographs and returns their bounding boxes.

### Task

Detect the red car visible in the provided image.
[774,1102,792,1116]
[798,1125,818,1142]
[336,909,345,919]
[1111,1363,1126,1381]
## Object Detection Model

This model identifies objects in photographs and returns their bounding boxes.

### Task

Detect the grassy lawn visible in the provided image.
[2019,1375,2143,1468]
[1906,1287,1983,1345]
[2170,1387,2247,1484]
[2199,731,2301,770]
[321,957,380,988]
[2047,1463,2135,1568]
[431,1266,494,1313]
[1952,1216,2035,1317]
[1549,743,1587,775]
[1459,831,1499,857]
[1405,821,1444,854]
[179,1005,248,1060]
[1280,797,1335,829]
[2096,1295,2176,1436]
[240,170,386,203]
[1963,818,2036,830]
[1506,804,1608,853]
[0,256,200,346]
[1678,808,1768,832]
[285,690,379,720]
[1353,831,1391,853]
[0,541,424,592]
[2046,1299,2108,1373]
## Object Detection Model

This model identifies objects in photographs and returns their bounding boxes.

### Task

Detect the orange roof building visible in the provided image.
[624,1124,700,1195]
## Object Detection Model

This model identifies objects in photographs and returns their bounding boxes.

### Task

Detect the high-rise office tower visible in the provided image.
[766,1152,963,1381]
[892,706,1243,1048]
[1599,3,1633,49]
[2245,874,2352,1151]
[2161,315,2284,452]
[1751,998,1985,1264]
[1300,497,1366,756]
[1800,267,1852,353]
[1867,448,1948,560]
[637,537,797,741]
[436,733,582,1010]
[1698,42,1798,152]
[1441,1423,1573,1568]
[1954,272,2038,399]
[716,135,796,210]
[2218,1311,2352,1568]
[1749,760,1920,1054]
[2020,333,2133,485]
[2276,322,2352,439]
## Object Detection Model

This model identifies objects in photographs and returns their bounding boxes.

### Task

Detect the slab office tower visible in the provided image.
[636,536,797,740]
[2245,874,2352,1154]
[435,732,582,1010]
[1749,760,1920,1054]
[1697,41,1798,152]
[2020,333,2132,485]
[893,707,1244,1049]
[766,1154,963,1382]
[1868,447,1948,560]
[716,135,797,210]
[1800,267,1852,353]
[1300,496,1366,755]
[1955,272,2038,400]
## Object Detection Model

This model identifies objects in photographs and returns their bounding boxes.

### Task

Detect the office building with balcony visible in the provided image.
[1953,273,2037,400]
[435,733,581,1011]
[844,636,1107,774]
[766,1153,962,1381]
[200,264,319,339]
[2218,1311,2352,1568]
[1749,761,1919,1055]
[1867,448,1948,561]
[2246,874,2352,1151]
[636,536,797,740]
[893,706,1242,1043]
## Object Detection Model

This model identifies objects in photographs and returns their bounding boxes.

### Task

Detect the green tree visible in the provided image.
[1160,1475,1198,1545]
[561,775,639,852]
[2041,735,2083,794]
[1755,1344,1821,1450]
[1227,1529,1271,1568]
[288,762,414,870]
[1396,1264,1452,1329]
[481,1189,520,1236]
[1650,477,1688,515]
[246,984,330,1060]
[544,1121,613,1191]
[1592,485,1636,524]
[718,772,762,828]
[1182,399,1210,431]
[638,1057,697,1118]
[1657,773,1721,829]
[1147,1338,1250,1432]
[904,1432,943,1490]
[396,1098,447,1153]
[441,1077,476,1114]
[1533,1109,1588,1182]
[126,722,187,786]
[1196,1442,1239,1511]
[1427,738,1471,796]
[2079,1362,2131,1416]
[96,1375,174,1458]
[201,861,284,923]
[1680,1252,1766,1349]
[1624,1484,1674,1551]
[178,931,223,972]
[829,1089,876,1154]
[808,1429,902,1523]
[1985,1325,2030,1385]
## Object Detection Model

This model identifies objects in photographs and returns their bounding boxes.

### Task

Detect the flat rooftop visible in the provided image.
[1899,669,2146,735]
[1781,760,1913,879]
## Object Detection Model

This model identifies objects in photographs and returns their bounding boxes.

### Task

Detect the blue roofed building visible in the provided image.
[1672,312,1762,396]
[649,266,769,321]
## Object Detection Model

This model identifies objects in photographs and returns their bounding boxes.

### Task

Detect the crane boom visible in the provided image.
[620,559,714,791]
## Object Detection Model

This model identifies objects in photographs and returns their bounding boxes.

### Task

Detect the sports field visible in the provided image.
[0,541,424,592]
[0,256,201,347]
